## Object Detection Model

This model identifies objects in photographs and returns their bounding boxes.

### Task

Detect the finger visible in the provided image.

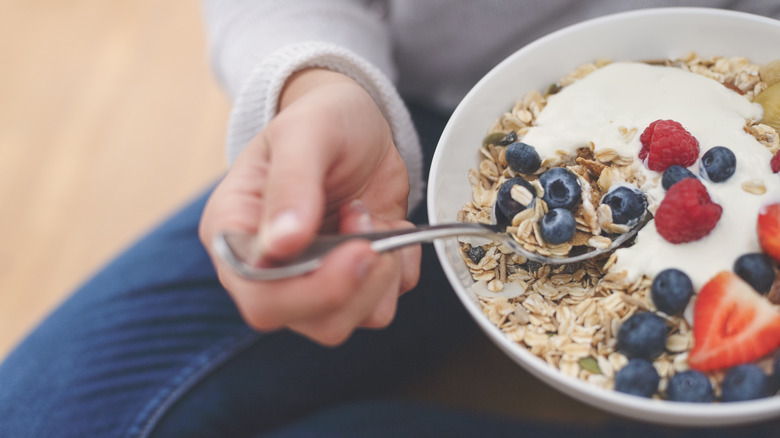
[256,121,330,260]
[215,197,384,333]
[357,278,400,329]
[338,199,374,234]
[198,146,272,263]
[340,209,414,329]
[198,140,273,239]
[356,219,420,328]
[287,250,402,346]
[343,213,421,296]
[222,239,382,331]
[385,219,421,295]
[281,205,404,343]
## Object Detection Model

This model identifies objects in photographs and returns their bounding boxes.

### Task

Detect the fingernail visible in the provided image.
[260,210,302,250]
[348,199,373,233]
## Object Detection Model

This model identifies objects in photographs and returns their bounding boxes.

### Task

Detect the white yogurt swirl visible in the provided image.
[521,62,776,289]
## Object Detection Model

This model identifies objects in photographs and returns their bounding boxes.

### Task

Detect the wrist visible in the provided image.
[279,68,358,111]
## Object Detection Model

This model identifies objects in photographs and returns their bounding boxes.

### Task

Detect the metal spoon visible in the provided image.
[213,206,650,281]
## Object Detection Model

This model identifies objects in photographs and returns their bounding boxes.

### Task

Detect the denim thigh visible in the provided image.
[0,105,480,438]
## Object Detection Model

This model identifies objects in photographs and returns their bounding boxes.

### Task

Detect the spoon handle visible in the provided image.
[214,212,649,281]
[213,223,502,281]
[367,223,501,252]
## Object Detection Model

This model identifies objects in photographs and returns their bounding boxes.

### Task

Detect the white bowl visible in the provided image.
[428,7,780,427]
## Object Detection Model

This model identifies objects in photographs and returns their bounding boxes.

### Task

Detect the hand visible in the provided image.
[199,69,421,345]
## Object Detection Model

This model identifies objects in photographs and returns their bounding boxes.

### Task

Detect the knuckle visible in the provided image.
[364,308,394,329]
[319,282,355,312]
[215,271,282,331]
[214,269,238,293]
[314,326,353,347]
[242,312,280,332]
[238,298,285,332]
[401,263,422,293]
[381,254,403,280]
[405,277,420,293]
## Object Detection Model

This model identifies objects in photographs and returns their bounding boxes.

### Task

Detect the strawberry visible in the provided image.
[639,119,700,172]
[758,202,780,264]
[654,178,722,244]
[688,271,780,371]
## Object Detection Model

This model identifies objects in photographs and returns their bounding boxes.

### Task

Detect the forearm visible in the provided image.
[200,0,396,100]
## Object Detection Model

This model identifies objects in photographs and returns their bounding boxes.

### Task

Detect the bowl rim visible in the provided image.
[428,6,780,426]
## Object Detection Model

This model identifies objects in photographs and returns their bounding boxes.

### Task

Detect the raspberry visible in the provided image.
[654,178,722,243]
[639,120,700,172]
[771,150,780,173]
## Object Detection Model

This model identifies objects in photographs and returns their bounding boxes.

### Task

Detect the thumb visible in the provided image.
[257,131,328,260]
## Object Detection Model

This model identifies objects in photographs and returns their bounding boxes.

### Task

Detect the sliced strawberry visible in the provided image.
[688,271,780,371]
[758,202,780,264]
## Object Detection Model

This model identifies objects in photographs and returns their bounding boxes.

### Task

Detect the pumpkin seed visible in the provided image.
[578,356,602,374]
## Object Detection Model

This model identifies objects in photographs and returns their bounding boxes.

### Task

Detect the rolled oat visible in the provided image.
[461,54,780,397]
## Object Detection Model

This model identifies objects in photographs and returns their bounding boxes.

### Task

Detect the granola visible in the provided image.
[459,54,780,400]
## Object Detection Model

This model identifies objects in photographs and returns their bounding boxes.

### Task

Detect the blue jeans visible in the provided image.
[1,106,778,437]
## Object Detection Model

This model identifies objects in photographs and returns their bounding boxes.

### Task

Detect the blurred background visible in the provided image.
[0,0,230,359]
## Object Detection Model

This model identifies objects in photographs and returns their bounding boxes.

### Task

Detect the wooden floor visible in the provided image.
[0,0,606,424]
[0,0,229,359]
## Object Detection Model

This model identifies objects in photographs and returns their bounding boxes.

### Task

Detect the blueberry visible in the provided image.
[666,370,714,403]
[600,185,647,227]
[492,201,511,228]
[539,208,576,245]
[734,253,775,294]
[699,146,736,183]
[661,165,697,191]
[539,167,581,211]
[721,364,771,402]
[505,142,541,174]
[467,246,486,264]
[651,269,694,315]
[617,312,667,360]
[614,359,660,398]
[496,177,536,220]
[497,131,518,146]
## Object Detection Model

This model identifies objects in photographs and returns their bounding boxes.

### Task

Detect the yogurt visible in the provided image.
[520,62,776,289]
